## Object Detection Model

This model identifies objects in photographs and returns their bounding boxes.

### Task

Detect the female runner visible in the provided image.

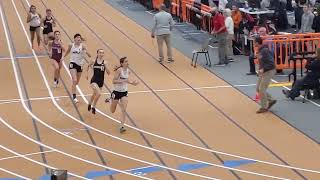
[48,30,65,88]
[86,49,110,114]
[110,57,139,133]
[26,5,41,49]
[64,33,91,103]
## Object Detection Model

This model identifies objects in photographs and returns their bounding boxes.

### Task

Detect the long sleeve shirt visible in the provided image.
[152,11,174,36]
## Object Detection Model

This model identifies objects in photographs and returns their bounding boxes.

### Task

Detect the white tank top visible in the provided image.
[30,13,41,27]
[70,43,85,66]
[113,68,129,92]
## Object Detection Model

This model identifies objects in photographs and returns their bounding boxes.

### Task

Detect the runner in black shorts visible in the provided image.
[26,5,42,50]
[48,31,65,88]
[109,57,139,133]
[64,33,91,103]
[41,9,56,45]
[86,49,110,114]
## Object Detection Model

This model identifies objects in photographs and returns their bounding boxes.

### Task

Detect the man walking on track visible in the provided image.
[151,4,174,63]
[255,36,277,113]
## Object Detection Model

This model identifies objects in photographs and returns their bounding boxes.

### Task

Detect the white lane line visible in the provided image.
[0,150,56,161]
[6,0,150,179]
[62,0,320,175]
[0,2,87,179]
[0,84,257,104]
[15,0,218,179]
[16,0,320,176]
[0,167,32,180]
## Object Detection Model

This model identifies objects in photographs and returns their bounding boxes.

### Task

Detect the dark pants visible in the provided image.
[249,54,256,73]
[288,77,320,99]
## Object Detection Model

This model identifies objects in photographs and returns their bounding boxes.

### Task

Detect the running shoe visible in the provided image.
[105,97,111,103]
[73,98,79,104]
[120,126,126,134]
[52,81,58,88]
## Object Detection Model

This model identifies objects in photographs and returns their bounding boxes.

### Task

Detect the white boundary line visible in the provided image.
[0,150,56,161]
[0,84,257,105]
[3,1,151,179]
[0,4,87,179]
[11,0,293,179]
[68,0,320,175]
[10,0,320,178]
[13,0,222,179]
[56,0,320,175]
[0,167,31,180]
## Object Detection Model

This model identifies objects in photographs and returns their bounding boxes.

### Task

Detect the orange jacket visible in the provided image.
[232,10,242,29]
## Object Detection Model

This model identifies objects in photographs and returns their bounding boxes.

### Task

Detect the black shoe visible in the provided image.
[91,107,96,114]
[214,63,226,67]
[120,126,126,134]
[267,100,277,110]
[246,72,257,75]
[88,104,91,111]
[105,97,110,103]
[282,90,295,100]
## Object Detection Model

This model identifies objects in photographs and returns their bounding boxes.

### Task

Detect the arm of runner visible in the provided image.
[63,43,72,58]
[52,17,57,27]
[105,64,111,76]
[40,17,45,28]
[85,60,94,80]
[26,13,32,23]
[112,69,126,84]
[127,72,139,86]
[82,44,92,58]
[47,41,52,58]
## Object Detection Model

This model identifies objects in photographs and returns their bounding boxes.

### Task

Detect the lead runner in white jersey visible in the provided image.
[26,5,42,50]
[109,57,139,133]
[64,33,91,103]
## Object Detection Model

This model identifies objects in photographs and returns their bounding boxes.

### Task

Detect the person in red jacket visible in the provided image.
[211,7,229,66]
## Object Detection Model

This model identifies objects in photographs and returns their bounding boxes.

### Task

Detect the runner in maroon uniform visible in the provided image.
[48,31,65,87]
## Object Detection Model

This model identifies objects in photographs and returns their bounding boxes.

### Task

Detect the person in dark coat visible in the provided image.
[283,48,320,100]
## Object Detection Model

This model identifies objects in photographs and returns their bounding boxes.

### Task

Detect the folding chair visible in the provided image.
[191,38,212,68]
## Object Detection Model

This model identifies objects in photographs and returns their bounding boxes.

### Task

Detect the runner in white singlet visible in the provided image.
[64,33,91,103]
[109,57,139,133]
[26,5,42,50]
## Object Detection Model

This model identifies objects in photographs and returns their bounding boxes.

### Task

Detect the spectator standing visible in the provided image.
[300,4,315,33]
[211,7,229,66]
[219,0,228,10]
[231,5,242,42]
[224,8,234,60]
[151,4,174,63]
[312,6,320,33]
[255,36,277,113]
[247,27,267,75]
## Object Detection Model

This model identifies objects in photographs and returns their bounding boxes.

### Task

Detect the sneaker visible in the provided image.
[73,98,79,104]
[256,108,268,114]
[105,97,111,103]
[282,90,291,99]
[91,107,96,114]
[267,100,277,110]
[167,59,174,63]
[52,81,58,88]
[214,63,226,67]
[246,72,257,75]
[158,59,164,63]
[120,126,126,134]
[88,104,91,111]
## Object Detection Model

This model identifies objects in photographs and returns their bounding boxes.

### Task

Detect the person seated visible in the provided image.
[283,48,320,100]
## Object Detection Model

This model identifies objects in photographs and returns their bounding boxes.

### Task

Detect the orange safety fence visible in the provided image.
[254,33,320,70]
